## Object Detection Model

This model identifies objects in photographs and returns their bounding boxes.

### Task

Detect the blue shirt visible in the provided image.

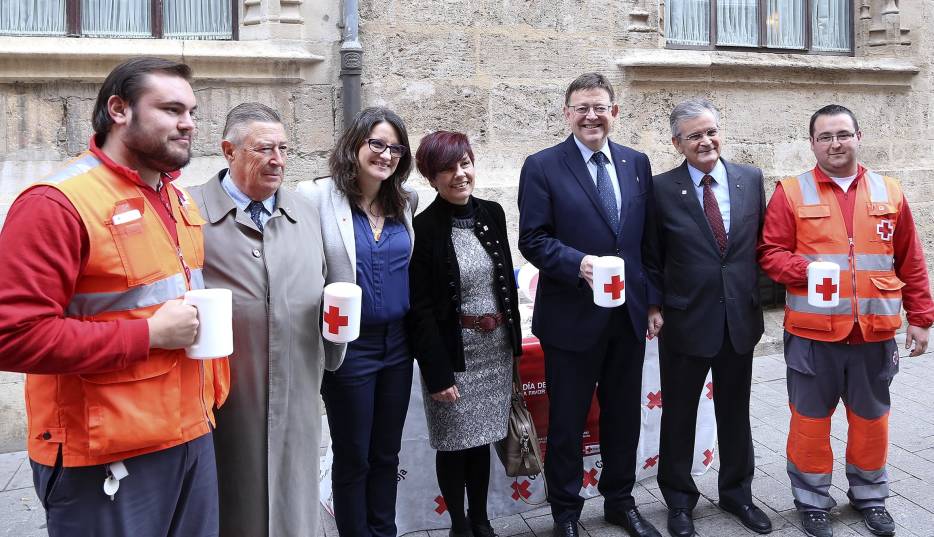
[221,170,276,229]
[687,159,731,234]
[572,135,622,211]
[352,207,411,325]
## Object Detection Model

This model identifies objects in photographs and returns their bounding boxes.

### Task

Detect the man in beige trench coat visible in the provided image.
[188,102,345,537]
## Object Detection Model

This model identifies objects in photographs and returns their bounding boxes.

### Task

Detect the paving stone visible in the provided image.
[0,453,23,492]
[0,488,44,537]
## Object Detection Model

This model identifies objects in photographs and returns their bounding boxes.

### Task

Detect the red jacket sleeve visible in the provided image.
[757,182,809,286]
[892,196,934,328]
[0,187,150,374]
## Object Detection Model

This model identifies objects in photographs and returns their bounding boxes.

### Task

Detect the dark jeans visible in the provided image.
[31,433,218,537]
[322,320,413,537]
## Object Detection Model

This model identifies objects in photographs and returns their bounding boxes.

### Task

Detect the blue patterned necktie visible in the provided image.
[247,200,265,232]
[590,151,619,232]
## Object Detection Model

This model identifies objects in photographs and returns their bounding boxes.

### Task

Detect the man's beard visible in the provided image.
[123,121,192,173]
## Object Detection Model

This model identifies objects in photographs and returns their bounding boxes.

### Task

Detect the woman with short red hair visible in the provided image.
[409,131,523,537]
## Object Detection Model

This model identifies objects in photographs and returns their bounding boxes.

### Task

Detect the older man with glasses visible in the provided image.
[643,98,772,537]
[758,104,933,537]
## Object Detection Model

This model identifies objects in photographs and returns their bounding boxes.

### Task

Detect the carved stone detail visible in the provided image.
[627,0,654,33]
[867,0,909,47]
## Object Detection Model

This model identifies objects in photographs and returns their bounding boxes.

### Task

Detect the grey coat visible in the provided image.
[189,170,342,537]
[296,178,418,366]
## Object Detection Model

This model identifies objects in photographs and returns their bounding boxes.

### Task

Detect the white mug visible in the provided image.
[183,288,233,359]
[592,256,626,308]
[322,282,362,343]
[807,261,841,308]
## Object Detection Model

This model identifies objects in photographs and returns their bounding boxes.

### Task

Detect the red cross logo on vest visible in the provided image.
[876,219,894,241]
[582,468,599,488]
[511,480,532,501]
[705,382,714,400]
[646,391,662,409]
[603,275,625,300]
[703,449,714,467]
[323,305,349,335]
[434,495,447,514]
[815,278,837,301]
[643,455,659,469]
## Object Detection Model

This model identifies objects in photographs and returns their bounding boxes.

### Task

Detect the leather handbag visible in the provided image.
[494,359,544,479]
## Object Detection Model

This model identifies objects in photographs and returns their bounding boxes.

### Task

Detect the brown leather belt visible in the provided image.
[460,313,505,332]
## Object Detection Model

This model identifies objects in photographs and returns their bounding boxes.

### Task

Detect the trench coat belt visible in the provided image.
[460,313,505,332]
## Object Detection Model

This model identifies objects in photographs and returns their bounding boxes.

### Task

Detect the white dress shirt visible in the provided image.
[573,136,622,211]
[687,159,730,234]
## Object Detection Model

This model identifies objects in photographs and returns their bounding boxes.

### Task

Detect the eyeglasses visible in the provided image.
[249,144,288,158]
[813,132,856,144]
[680,129,719,142]
[569,104,612,116]
[366,138,408,158]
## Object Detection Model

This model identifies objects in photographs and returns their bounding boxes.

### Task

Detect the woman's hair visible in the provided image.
[328,106,412,218]
[415,131,475,182]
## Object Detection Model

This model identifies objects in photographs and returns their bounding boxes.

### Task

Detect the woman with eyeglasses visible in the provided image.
[409,131,522,537]
[297,106,418,537]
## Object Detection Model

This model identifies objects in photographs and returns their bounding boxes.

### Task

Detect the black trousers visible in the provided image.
[542,307,645,523]
[657,329,755,510]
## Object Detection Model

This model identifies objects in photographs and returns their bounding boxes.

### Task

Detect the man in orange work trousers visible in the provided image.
[758,105,933,537]
[0,57,229,536]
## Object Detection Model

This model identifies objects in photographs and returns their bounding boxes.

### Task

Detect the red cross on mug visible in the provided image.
[815,278,837,301]
[603,275,625,300]
[323,305,349,335]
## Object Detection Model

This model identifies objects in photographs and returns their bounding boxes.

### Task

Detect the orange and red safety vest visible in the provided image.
[780,169,905,342]
[23,152,229,467]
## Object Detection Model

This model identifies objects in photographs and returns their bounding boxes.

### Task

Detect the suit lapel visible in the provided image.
[330,186,356,269]
[561,136,618,234]
[723,160,745,255]
[610,142,633,232]
[674,161,721,255]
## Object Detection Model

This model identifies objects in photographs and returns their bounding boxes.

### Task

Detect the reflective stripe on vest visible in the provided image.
[858,297,902,316]
[66,269,205,317]
[798,170,890,205]
[786,294,853,315]
[800,253,894,271]
[44,154,101,184]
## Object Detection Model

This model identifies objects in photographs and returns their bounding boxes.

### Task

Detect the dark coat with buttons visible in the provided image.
[408,194,522,394]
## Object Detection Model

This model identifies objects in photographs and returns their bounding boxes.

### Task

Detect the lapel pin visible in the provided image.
[681,190,687,195]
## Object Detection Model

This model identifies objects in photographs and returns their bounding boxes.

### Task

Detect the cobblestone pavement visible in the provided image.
[2,339,932,537]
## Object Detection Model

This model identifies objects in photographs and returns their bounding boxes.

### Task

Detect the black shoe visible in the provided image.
[666,508,694,537]
[471,520,497,537]
[553,520,579,537]
[719,501,773,534]
[859,506,895,536]
[606,506,663,537]
[799,510,832,537]
[449,527,473,537]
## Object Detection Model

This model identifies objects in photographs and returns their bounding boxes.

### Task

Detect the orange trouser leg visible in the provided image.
[786,404,836,510]
[844,407,890,508]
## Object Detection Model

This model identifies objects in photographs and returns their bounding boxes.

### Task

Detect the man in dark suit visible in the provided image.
[518,72,661,537]
[644,99,772,537]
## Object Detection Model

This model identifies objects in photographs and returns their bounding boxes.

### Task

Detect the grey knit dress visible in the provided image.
[422,215,513,451]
